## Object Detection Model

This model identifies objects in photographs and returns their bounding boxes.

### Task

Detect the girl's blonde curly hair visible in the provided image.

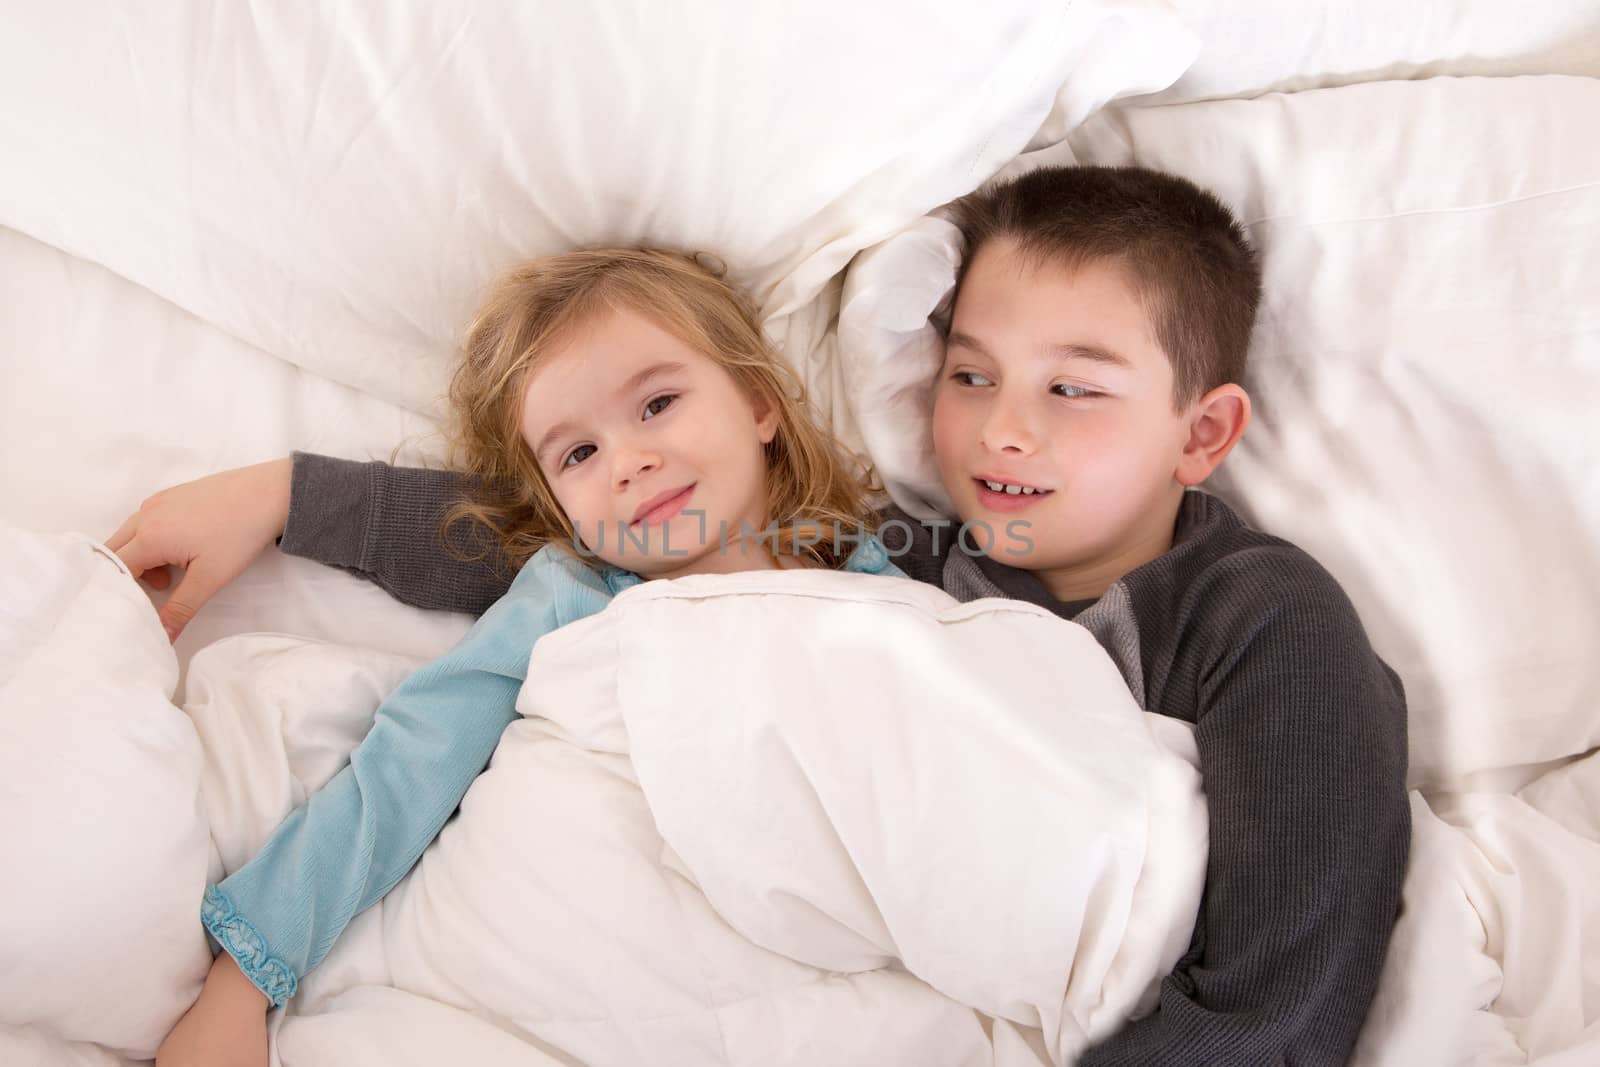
[444,248,880,571]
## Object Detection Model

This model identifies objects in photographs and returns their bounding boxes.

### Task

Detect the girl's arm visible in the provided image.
[192,549,608,1008]
[155,953,269,1067]
[152,559,568,1065]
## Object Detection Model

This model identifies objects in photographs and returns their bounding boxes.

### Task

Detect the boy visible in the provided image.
[882,166,1410,1064]
[115,166,1409,1065]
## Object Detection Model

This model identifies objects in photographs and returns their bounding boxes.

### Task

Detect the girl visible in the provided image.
[142,249,905,1066]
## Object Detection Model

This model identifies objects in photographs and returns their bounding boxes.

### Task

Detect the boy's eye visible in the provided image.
[1051,383,1100,399]
[643,393,678,419]
[952,371,994,387]
[562,444,597,468]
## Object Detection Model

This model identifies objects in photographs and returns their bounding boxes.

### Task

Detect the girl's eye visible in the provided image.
[562,444,597,468]
[643,393,678,419]
[952,371,993,387]
[1051,383,1100,399]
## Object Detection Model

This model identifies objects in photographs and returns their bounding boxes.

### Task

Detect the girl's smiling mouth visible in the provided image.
[630,484,696,526]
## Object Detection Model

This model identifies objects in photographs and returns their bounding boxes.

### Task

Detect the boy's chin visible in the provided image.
[948,509,1050,560]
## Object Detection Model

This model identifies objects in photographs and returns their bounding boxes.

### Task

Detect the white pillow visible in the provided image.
[1139,0,1600,105]
[0,0,1196,421]
[839,75,1600,789]
[0,527,212,1058]
[0,225,475,682]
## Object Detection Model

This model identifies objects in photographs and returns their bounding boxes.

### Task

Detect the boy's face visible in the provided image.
[932,238,1199,602]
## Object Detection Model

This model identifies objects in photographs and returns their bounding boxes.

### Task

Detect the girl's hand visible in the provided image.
[106,458,293,641]
[156,952,271,1067]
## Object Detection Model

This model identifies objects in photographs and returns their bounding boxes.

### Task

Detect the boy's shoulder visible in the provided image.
[1157,491,1350,600]
[1123,490,1370,645]
[1105,490,1401,719]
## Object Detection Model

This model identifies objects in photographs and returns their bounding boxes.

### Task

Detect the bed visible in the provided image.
[2,2,1597,1064]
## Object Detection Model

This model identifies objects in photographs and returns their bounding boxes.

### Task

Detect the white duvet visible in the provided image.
[1,525,1206,1066]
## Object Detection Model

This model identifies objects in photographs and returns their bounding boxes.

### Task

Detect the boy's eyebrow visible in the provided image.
[1046,342,1132,369]
[948,330,1131,369]
[531,359,688,464]
[946,330,990,357]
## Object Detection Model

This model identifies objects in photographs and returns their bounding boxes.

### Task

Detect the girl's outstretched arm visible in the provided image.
[194,548,612,1010]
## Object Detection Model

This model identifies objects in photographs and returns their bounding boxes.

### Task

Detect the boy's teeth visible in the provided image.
[983,479,1040,495]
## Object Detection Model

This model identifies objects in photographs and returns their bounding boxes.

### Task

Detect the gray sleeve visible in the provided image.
[278,452,516,616]
[875,504,947,588]
[1082,550,1411,1066]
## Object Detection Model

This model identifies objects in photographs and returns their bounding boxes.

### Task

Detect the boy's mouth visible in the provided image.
[974,476,1053,512]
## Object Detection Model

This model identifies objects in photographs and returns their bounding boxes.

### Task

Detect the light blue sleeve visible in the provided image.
[201,547,614,1005]
[845,531,908,580]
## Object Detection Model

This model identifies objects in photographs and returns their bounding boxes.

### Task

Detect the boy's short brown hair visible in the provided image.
[949,165,1261,406]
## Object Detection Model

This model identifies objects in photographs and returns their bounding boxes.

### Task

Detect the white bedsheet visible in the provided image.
[4,3,1599,1065]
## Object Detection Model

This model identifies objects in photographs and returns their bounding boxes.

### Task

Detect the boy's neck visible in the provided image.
[1029,491,1186,604]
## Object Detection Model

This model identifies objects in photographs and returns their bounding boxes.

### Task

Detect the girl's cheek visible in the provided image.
[552,487,591,530]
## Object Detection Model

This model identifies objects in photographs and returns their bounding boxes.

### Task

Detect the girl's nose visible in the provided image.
[612,446,662,491]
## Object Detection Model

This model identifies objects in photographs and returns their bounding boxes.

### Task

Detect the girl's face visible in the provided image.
[520,307,780,578]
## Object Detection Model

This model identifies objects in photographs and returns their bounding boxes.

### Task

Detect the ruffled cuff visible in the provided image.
[200,884,298,1007]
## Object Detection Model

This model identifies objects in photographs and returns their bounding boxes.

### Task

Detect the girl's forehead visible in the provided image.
[538,307,709,377]
[521,319,720,428]
[526,346,708,407]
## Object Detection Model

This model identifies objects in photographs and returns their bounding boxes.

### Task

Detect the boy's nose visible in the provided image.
[980,401,1037,455]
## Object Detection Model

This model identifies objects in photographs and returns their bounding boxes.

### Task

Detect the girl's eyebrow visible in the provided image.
[532,423,576,466]
[532,360,688,464]
[614,359,687,400]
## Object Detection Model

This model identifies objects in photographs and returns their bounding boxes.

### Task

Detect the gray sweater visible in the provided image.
[282,451,1410,1066]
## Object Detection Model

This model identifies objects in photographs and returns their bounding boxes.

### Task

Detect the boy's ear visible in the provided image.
[1175,384,1251,487]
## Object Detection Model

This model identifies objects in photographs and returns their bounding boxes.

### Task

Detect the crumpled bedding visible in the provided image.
[1,526,1207,1066]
